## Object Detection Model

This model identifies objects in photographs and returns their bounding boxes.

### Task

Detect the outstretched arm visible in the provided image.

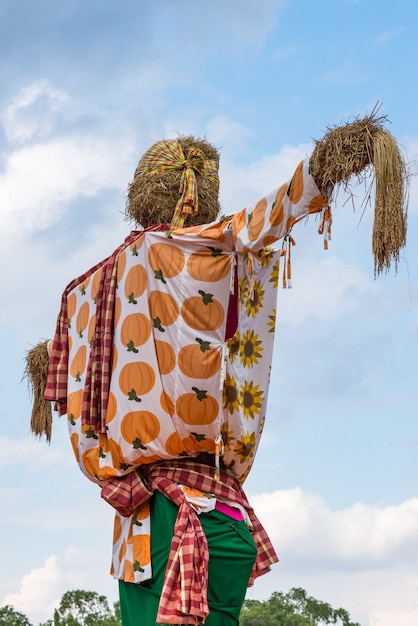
[231,110,408,275]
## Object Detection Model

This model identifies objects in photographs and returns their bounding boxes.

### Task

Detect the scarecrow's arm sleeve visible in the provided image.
[230,158,328,252]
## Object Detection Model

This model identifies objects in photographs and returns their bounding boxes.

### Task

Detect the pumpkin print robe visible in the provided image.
[59,158,327,583]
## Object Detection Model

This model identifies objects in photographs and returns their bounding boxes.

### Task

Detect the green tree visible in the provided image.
[240,588,361,626]
[51,590,120,626]
[0,605,33,626]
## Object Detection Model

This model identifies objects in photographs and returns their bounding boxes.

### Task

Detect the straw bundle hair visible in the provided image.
[125,135,221,228]
[309,109,409,276]
[23,340,52,442]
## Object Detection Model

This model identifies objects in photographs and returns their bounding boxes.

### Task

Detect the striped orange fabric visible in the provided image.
[134,139,219,229]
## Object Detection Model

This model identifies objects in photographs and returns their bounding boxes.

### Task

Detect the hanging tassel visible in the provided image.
[219,342,228,391]
[247,255,254,300]
[229,254,237,294]
[318,205,332,250]
[214,433,224,480]
[281,235,295,289]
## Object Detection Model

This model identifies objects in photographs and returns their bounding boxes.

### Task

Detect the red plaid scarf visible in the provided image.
[101,459,279,625]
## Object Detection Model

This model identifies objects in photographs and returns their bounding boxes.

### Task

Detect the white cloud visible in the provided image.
[0,80,138,239]
[3,549,115,625]
[248,488,418,625]
[0,134,135,235]
[2,80,70,144]
[251,487,418,567]
[4,555,62,623]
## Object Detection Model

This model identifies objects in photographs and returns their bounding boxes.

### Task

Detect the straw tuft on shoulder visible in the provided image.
[23,340,53,442]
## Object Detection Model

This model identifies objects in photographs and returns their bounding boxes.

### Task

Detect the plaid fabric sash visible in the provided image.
[101,460,279,625]
[134,139,219,230]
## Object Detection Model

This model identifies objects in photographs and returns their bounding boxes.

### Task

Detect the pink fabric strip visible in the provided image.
[215,501,244,521]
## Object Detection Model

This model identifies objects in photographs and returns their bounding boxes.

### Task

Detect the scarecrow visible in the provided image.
[26,111,408,626]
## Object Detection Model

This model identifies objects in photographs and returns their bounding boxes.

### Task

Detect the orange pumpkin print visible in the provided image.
[88,313,96,345]
[120,313,151,351]
[286,214,297,232]
[288,160,304,204]
[119,540,127,563]
[172,223,203,237]
[148,242,185,282]
[82,448,99,479]
[155,340,176,375]
[181,291,224,331]
[119,362,155,401]
[248,197,267,241]
[263,235,277,246]
[91,267,103,303]
[309,194,326,214]
[182,433,216,454]
[176,387,219,425]
[124,264,147,304]
[82,448,118,480]
[270,183,286,226]
[130,236,144,255]
[70,432,80,462]
[125,562,135,585]
[160,390,174,415]
[127,534,151,568]
[99,433,125,470]
[198,221,227,242]
[178,340,220,379]
[76,301,90,338]
[111,344,118,373]
[105,391,118,423]
[187,249,230,282]
[70,345,87,382]
[81,422,96,437]
[114,297,122,328]
[116,250,127,284]
[67,292,77,321]
[231,208,246,242]
[67,389,83,422]
[165,431,188,456]
[148,291,178,331]
[120,410,160,448]
[136,453,163,465]
[194,435,216,453]
[133,500,150,522]
[113,515,122,545]
[78,277,90,296]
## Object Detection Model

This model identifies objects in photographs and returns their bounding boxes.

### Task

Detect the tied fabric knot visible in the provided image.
[135,139,219,230]
[176,147,207,226]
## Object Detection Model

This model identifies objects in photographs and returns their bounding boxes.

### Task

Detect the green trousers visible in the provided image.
[119,491,257,626]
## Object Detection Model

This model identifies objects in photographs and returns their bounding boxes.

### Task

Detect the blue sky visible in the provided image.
[0,1,417,624]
